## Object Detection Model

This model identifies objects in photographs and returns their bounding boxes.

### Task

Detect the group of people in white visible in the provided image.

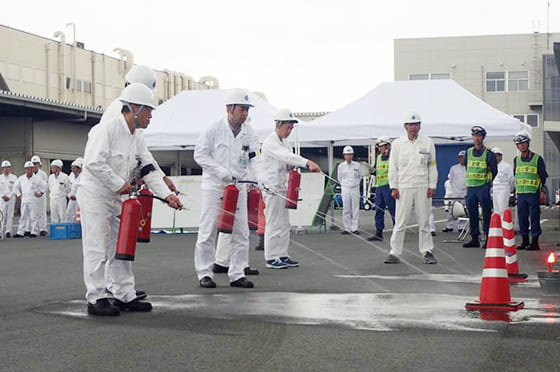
[0,156,82,238]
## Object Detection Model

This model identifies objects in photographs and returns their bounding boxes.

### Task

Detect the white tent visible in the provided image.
[144,89,278,150]
[295,80,528,145]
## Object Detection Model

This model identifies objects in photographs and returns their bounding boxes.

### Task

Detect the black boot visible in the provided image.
[516,235,530,250]
[367,230,383,241]
[462,236,480,248]
[254,234,264,251]
[527,236,540,251]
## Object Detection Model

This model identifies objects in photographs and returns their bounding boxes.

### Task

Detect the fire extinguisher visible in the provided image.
[137,187,154,243]
[247,187,261,231]
[285,168,301,209]
[218,184,239,233]
[115,195,144,261]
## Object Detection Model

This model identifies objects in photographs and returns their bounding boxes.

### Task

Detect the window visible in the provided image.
[409,73,429,80]
[486,72,505,92]
[75,79,82,92]
[430,73,450,80]
[513,115,524,122]
[508,71,528,91]
[65,77,72,90]
[409,73,450,80]
[84,81,92,94]
[513,114,539,127]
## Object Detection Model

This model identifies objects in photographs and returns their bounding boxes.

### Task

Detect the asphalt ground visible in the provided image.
[1,206,560,372]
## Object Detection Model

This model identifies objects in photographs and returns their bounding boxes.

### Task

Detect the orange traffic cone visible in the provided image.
[502,208,528,283]
[465,213,524,311]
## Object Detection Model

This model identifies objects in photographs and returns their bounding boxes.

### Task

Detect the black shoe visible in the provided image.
[199,276,216,288]
[87,298,120,316]
[527,236,540,251]
[106,289,147,300]
[213,263,229,274]
[517,235,530,250]
[40,231,47,236]
[29,234,37,238]
[5,232,11,238]
[352,231,360,235]
[424,251,437,264]
[462,238,480,248]
[442,228,453,233]
[24,231,30,237]
[244,267,259,275]
[254,234,264,251]
[384,254,401,264]
[14,234,24,238]
[230,277,254,288]
[113,298,152,312]
[341,231,351,235]
[431,231,436,237]
[367,231,383,241]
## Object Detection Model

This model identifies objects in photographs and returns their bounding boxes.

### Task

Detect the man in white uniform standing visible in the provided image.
[491,147,515,216]
[12,161,47,238]
[78,83,182,316]
[443,151,467,232]
[261,108,321,268]
[65,158,82,222]
[193,88,265,288]
[31,155,48,236]
[337,146,362,235]
[1,161,17,238]
[386,112,438,264]
[48,159,70,224]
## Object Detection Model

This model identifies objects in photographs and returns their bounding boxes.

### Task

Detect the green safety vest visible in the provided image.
[375,154,389,187]
[466,147,491,187]
[515,154,541,194]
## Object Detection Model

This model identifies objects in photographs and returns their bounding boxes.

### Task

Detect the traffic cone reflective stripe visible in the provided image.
[76,206,81,223]
[466,212,524,312]
[502,208,528,283]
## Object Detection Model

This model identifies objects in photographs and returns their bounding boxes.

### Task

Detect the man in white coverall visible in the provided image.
[193,88,265,288]
[261,108,321,269]
[491,147,515,216]
[443,151,467,232]
[65,158,82,222]
[31,155,48,236]
[48,159,70,223]
[78,83,182,316]
[337,145,362,235]
[12,161,47,238]
[386,112,438,264]
[0,161,17,238]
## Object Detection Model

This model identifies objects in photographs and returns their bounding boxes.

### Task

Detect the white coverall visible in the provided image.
[48,172,70,223]
[33,168,48,233]
[388,135,438,257]
[193,117,263,282]
[447,163,467,231]
[12,174,47,235]
[78,116,171,304]
[0,173,17,236]
[337,161,362,232]
[260,131,308,261]
[492,160,515,215]
[65,172,80,222]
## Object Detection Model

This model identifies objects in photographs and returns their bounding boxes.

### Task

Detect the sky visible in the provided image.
[1,0,559,112]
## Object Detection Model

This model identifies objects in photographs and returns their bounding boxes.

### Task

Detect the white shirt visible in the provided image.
[261,131,308,192]
[12,174,47,204]
[67,172,80,199]
[48,172,70,200]
[388,134,438,190]
[493,160,515,192]
[0,173,17,199]
[448,163,467,197]
[79,115,171,199]
[194,117,263,191]
[337,161,362,188]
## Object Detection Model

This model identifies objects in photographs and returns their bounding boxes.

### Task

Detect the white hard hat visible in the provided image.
[31,155,41,164]
[491,147,503,155]
[343,145,354,155]
[513,131,531,144]
[51,159,63,168]
[125,65,157,90]
[403,111,421,124]
[225,88,254,107]
[458,150,466,157]
[119,83,156,109]
[377,136,391,146]
[71,158,83,168]
[274,108,298,123]
[24,161,34,168]
[1,160,11,167]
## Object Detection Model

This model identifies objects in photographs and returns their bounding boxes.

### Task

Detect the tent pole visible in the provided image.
[327,141,338,230]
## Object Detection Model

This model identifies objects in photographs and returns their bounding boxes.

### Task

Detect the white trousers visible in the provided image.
[341,186,360,232]
[195,187,249,282]
[390,187,434,257]
[78,187,136,303]
[65,199,78,222]
[263,192,291,261]
[50,197,67,224]
[39,195,47,232]
[493,188,510,216]
[215,232,250,269]
[17,202,40,235]
[0,199,15,236]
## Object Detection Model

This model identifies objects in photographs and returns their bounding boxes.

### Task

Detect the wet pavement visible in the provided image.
[1,206,560,371]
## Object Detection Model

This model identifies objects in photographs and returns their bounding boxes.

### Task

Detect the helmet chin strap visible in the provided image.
[124,103,144,128]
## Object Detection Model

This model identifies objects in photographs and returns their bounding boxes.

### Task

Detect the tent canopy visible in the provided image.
[144,89,278,150]
[295,80,528,146]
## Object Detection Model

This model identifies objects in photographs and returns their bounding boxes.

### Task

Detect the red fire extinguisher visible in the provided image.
[285,169,301,209]
[218,184,239,233]
[116,195,144,261]
[137,188,154,243]
[247,187,261,231]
